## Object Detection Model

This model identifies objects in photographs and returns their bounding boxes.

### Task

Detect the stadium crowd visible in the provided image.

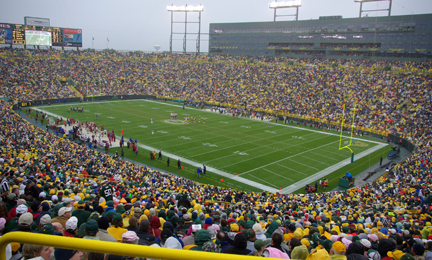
[0,48,431,259]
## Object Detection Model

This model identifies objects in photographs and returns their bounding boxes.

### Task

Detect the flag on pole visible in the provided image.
[107,38,109,42]
[92,37,94,40]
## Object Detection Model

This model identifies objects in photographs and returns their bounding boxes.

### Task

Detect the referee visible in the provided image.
[0,172,10,200]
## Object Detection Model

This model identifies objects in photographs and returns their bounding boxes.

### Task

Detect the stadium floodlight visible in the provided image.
[167,4,204,54]
[167,5,204,12]
[355,0,392,17]
[269,0,301,8]
[354,0,388,2]
[269,0,301,21]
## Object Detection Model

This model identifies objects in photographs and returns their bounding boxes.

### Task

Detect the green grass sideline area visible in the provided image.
[27,99,389,193]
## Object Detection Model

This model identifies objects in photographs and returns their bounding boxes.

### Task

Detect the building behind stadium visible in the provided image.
[209,13,432,61]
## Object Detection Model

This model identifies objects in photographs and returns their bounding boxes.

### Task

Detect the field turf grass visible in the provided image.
[31,99,390,193]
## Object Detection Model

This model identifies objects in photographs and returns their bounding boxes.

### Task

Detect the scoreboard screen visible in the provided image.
[0,23,82,47]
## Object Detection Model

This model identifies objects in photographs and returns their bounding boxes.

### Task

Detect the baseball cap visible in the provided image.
[113,213,123,222]
[40,214,52,225]
[18,212,33,226]
[65,216,78,230]
[332,241,346,254]
[16,205,28,215]
[58,207,72,217]
[241,229,251,240]
[39,224,55,235]
[400,253,414,260]
[254,239,270,251]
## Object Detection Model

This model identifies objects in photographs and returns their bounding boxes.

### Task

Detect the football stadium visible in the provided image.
[0,1,432,259]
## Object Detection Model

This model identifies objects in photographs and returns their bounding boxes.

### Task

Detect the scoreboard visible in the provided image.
[0,23,82,47]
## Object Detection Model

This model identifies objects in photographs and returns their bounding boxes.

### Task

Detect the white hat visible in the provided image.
[39,192,46,198]
[51,195,58,201]
[65,216,78,230]
[253,223,264,233]
[40,214,52,225]
[58,207,72,217]
[16,205,28,215]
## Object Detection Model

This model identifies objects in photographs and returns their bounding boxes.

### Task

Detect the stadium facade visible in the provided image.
[209,14,432,61]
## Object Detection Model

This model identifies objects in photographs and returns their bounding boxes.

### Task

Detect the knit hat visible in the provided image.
[230,223,239,232]
[160,229,173,240]
[301,238,311,247]
[412,244,425,256]
[332,241,346,254]
[85,219,98,233]
[65,216,78,230]
[368,234,379,242]
[77,200,85,208]
[360,239,371,248]
[122,231,139,242]
[97,217,110,230]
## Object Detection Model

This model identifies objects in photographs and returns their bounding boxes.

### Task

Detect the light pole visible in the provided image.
[167,5,204,54]
[269,0,302,22]
[354,0,393,17]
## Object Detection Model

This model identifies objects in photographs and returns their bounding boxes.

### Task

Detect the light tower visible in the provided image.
[269,0,302,22]
[354,0,392,17]
[167,4,204,54]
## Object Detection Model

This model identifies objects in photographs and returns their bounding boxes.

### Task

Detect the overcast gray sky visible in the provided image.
[2,0,431,52]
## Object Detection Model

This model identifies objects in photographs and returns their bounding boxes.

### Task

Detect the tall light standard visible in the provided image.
[269,0,302,22]
[167,4,204,54]
[354,0,393,17]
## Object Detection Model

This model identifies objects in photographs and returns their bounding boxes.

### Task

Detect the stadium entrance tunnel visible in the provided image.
[0,232,283,260]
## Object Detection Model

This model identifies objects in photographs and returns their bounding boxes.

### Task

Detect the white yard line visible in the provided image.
[276,164,307,176]
[310,151,339,161]
[223,134,334,169]
[279,143,388,194]
[239,140,336,175]
[287,158,320,170]
[263,168,294,182]
[299,155,331,166]
[249,174,279,188]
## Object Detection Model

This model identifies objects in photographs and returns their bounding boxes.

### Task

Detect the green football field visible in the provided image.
[34,99,390,193]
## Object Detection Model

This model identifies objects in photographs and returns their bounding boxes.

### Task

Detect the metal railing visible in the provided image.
[0,232,283,260]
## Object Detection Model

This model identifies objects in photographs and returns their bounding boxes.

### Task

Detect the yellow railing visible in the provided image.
[0,232,283,260]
